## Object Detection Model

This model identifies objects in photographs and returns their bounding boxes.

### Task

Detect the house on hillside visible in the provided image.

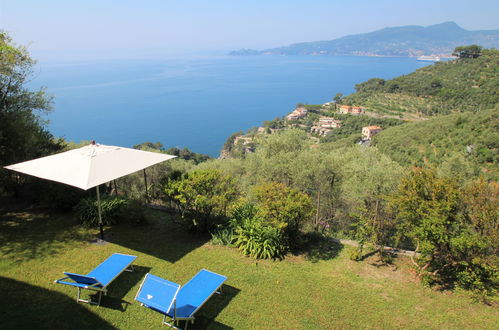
[318,117,341,128]
[310,126,332,136]
[234,135,254,145]
[338,105,365,115]
[233,135,256,154]
[286,107,308,120]
[362,126,382,140]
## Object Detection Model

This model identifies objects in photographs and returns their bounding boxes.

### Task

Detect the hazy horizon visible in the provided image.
[2,0,499,61]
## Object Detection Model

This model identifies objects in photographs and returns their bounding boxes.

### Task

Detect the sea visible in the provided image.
[31,55,432,157]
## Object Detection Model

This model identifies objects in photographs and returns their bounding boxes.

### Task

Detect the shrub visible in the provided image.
[252,182,313,246]
[15,178,88,210]
[349,249,363,261]
[73,196,128,227]
[230,203,287,260]
[121,199,147,225]
[210,226,234,246]
[163,169,238,231]
[390,169,498,295]
[455,259,498,297]
[233,217,286,260]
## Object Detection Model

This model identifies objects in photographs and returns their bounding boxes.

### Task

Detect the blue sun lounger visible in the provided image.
[135,269,227,329]
[55,253,137,305]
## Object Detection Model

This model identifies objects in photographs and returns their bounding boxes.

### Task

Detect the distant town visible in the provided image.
[224,102,387,158]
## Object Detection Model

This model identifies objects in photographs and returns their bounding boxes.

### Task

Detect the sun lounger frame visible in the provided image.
[55,253,137,306]
[135,269,227,329]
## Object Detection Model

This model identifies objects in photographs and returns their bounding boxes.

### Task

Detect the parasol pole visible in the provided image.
[143,169,150,203]
[96,185,104,240]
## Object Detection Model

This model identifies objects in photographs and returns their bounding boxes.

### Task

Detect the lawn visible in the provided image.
[0,208,497,329]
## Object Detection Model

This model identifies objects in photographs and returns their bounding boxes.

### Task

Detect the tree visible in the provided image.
[0,32,62,194]
[452,45,483,59]
[354,78,385,93]
[163,169,238,230]
[389,168,463,273]
[333,93,343,103]
[464,178,498,246]
[454,177,499,296]
[251,181,313,245]
[388,168,498,295]
[133,142,164,150]
[341,147,402,261]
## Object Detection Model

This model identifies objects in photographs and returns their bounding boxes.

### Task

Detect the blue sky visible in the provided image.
[1,0,498,59]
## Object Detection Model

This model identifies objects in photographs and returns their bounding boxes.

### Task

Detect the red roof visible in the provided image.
[363,126,381,130]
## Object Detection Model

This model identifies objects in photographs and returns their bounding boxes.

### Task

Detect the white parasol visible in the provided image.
[5,142,176,239]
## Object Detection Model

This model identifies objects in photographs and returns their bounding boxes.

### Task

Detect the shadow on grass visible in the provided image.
[0,207,209,264]
[0,276,116,330]
[80,265,151,311]
[0,209,93,262]
[358,248,399,268]
[104,210,211,264]
[296,232,344,263]
[173,284,240,330]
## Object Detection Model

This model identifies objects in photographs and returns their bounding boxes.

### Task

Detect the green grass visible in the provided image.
[1,209,497,329]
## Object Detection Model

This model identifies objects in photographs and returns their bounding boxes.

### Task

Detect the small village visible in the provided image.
[285,104,381,140]
[227,102,384,157]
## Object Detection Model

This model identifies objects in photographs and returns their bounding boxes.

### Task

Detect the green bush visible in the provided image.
[252,182,313,247]
[231,204,287,260]
[233,218,286,260]
[389,169,498,295]
[73,196,128,227]
[455,260,498,296]
[121,199,147,225]
[349,249,363,261]
[32,180,88,210]
[163,168,238,231]
[210,226,234,246]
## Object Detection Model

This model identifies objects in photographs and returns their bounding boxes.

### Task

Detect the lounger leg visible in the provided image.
[216,285,223,295]
[76,289,103,305]
[161,316,180,330]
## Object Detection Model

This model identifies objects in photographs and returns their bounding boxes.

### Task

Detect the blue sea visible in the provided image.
[31,55,431,156]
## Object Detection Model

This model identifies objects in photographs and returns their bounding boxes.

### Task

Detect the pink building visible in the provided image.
[318,117,341,128]
[362,126,382,140]
[338,105,365,115]
[286,107,308,120]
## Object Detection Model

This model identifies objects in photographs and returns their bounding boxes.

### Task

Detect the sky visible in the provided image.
[1,0,499,59]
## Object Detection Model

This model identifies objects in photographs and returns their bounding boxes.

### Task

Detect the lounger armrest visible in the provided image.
[55,279,99,289]
[54,276,69,283]
[61,272,103,288]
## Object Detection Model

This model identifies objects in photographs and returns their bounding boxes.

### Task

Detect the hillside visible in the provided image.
[342,48,499,116]
[230,22,499,57]
[222,49,498,174]
[372,107,498,174]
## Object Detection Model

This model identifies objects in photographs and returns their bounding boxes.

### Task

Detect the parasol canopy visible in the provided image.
[4,142,176,239]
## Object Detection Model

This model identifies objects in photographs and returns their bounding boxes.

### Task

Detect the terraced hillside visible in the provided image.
[372,107,498,176]
[342,49,499,117]
[350,93,446,120]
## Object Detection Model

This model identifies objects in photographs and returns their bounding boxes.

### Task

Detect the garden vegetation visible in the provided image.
[1,33,497,302]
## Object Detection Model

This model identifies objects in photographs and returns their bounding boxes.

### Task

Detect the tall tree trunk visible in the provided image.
[315,189,321,229]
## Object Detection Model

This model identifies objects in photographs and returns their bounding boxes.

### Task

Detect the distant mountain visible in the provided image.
[229,22,499,57]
